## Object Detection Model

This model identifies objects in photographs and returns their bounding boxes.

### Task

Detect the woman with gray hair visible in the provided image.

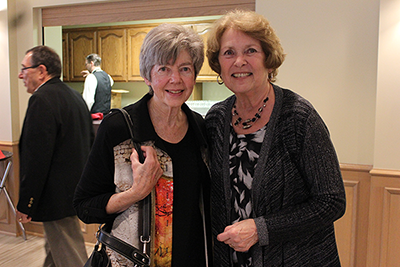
[74,23,212,266]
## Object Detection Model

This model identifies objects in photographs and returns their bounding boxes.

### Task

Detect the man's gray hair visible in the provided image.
[86,53,102,66]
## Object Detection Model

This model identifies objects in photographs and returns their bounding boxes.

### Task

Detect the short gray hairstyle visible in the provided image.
[140,23,204,93]
[86,53,102,66]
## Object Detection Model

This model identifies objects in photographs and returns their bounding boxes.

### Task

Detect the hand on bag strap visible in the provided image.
[112,108,153,259]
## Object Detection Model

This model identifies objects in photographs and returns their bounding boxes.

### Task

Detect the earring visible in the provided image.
[217,75,224,85]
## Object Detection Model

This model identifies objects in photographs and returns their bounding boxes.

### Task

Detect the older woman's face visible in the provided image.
[144,50,195,109]
[218,28,270,96]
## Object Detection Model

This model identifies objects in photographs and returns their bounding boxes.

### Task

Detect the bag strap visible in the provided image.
[98,225,150,267]
[118,108,145,163]
[117,108,152,255]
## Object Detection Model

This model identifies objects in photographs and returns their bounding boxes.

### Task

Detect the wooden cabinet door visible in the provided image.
[68,30,96,82]
[62,32,69,81]
[97,29,127,82]
[127,27,152,81]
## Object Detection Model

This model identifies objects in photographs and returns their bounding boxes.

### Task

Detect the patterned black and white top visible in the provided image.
[229,125,267,267]
[206,84,345,266]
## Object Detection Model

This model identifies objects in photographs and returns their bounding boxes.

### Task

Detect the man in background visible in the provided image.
[82,53,114,114]
[16,45,94,267]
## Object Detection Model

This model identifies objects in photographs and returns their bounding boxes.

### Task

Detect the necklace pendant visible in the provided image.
[234,117,242,126]
[243,118,252,124]
[232,91,271,130]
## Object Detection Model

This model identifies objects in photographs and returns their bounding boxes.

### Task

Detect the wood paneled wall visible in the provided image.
[334,165,400,267]
[367,169,400,267]
[336,164,372,267]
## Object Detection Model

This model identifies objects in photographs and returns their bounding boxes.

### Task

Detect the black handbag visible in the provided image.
[84,108,151,267]
[84,240,110,267]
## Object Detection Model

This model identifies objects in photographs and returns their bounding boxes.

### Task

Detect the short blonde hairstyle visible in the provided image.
[207,10,286,82]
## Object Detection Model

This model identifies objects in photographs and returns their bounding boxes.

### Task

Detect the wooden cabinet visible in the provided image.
[62,32,69,81]
[67,30,96,82]
[97,29,127,82]
[64,28,126,82]
[127,27,153,81]
[63,21,218,83]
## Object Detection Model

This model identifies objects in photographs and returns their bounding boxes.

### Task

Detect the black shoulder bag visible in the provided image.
[84,108,151,267]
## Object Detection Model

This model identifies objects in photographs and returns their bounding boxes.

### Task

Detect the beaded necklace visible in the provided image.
[232,88,271,129]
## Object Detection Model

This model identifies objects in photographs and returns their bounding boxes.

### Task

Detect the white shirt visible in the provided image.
[82,67,114,111]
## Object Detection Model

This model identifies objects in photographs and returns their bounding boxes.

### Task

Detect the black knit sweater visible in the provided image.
[205,84,346,266]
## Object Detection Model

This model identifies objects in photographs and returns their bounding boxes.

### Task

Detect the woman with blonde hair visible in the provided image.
[206,10,345,266]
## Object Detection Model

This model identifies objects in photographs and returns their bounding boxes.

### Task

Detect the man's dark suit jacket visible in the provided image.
[17,77,94,222]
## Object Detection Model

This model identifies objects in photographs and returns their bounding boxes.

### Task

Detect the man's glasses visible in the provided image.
[20,64,41,72]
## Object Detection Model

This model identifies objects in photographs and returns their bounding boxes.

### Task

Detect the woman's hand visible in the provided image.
[217,219,259,252]
[106,146,163,214]
[129,146,163,199]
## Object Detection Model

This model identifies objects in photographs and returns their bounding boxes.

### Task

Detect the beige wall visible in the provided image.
[2,0,400,169]
[0,4,13,142]
[374,0,400,169]
[257,0,380,165]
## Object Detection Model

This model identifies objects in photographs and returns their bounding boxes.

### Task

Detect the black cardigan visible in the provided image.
[205,84,346,266]
[74,93,209,224]
[73,93,213,266]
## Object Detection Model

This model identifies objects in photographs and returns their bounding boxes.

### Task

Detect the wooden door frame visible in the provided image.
[42,0,255,27]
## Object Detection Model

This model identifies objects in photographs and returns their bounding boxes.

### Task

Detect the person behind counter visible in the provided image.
[16,45,94,267]
[74,23,212,266]
[82,53,114,114]
[205,9,346,266]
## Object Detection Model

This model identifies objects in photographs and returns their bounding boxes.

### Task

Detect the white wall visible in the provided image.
[43,26,62,62]
[14,0,86,132]
[257,0,380,165]
[0,3,13,142]
[4,0,400,169]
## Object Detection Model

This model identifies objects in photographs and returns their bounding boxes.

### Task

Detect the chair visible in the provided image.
[0,150,26,240]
